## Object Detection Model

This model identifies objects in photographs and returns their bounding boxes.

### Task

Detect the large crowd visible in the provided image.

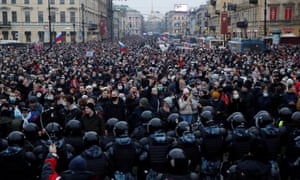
[0,36,299,180]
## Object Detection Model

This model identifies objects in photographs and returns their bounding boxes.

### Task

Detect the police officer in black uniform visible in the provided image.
[106,121,145,180]
[140,117,174,179]
[100,117,119,150]
[34,122,74,173]
[199,110,226,179]
[173,121,201,172]
[223,112,253,178]
[156,147,199,180]
[68,131,111,179]
[64,119,84,155]
[23,122,43,152]
[166,113,183,138]
[131,110,154,140]
[0,131,37,179]
[254,110,282,179]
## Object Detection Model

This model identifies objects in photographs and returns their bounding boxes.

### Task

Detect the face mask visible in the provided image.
[9,97,16,103]
[233,95,239,99]
[263,93,269,97]
[111,97,118,101]
[122,97,126,102]
[59,101,67,106]
[118,86,123,90]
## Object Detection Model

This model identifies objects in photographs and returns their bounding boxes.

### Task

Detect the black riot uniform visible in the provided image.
[0,131,37,180]
[173,121,201,172]
[254,110,282,179]
[157,148,199,180]
[23,122,43,152]
[68,131,111,179]
[34,122,74,173]
[106,121,145,180]
[199,110,226,179]
[140,117,174,179]
[64,119,84,155]
[100,117,119,150]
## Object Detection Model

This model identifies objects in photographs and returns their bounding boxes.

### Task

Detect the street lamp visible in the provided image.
[48,0,52,48]
[264,0,267,36]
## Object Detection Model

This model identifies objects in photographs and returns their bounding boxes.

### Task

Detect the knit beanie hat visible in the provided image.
[211,91,220,99]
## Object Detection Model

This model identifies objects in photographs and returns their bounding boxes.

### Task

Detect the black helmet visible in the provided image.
[201,105,215,114]
[7,131,25,147]
[291,111,300,125]
[45,122,63,140]
[167,148,190,173]
[83,131,99,148]
[65,120,82,135]
[200,110,213,125]
[278,107,292,121]
[105,118,119,133]
[167,113,182,129]
[254,110,273,128]
[23,122,39,140]
[175,121,190,137]
[0,138,8,151]
[227,112,246,129]
[141,110,153,123]
[113,121,129,137]
[147,117,163,134]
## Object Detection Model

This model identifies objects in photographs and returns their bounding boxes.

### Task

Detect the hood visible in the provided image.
[82,145,102,158]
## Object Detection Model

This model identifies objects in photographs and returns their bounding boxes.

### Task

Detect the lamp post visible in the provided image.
[48,0,52,48]
[264,0,267,36]
[81,3,85,43]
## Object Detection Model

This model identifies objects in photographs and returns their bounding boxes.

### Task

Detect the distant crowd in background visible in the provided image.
[0,36,299,179]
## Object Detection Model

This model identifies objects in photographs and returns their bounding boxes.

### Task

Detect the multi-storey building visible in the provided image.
[165,11,188,35]
[113,5,143,39]
[207,0,300,39]
[0,0,110,43]
[187,4,208,36]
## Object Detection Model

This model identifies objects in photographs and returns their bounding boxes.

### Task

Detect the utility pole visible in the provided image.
[264,0,267,36]
[48,0,52,48]
[81,3,85,43]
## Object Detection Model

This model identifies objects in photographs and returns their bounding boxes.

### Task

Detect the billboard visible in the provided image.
[174,4,188,12]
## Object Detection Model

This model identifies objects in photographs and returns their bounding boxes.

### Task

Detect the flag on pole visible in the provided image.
[118,41,127,53]
[54,32,64,43]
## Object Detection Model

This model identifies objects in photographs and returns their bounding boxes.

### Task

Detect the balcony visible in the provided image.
[88,23,98,31]
[0,22,11,29]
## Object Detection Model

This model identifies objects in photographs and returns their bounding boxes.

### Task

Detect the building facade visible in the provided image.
[187,4,208,36]
[165,11,188,35]
[113,5,143,40]
[207,0,300,39]
[0,0,110,43]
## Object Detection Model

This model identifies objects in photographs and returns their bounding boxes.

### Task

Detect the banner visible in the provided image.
[285,7,292,20]
[220,11,228,34]
[99,20,105,36]
[270,7,277,21]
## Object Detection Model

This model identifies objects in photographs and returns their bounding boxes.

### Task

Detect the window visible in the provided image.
[12,11,17,23]
[50,0,54,4]
[25,11,30,23]
[11,0,16,4]
[70,11,75,23]
[60,11,65,23]
[38,11,43,23]
[70,0,74,4]
[37,0,43,4]
[24,0,29,4]
[2,0,7,4]
[51,11,56,22]
[2,12,8,24]
[60,0,64,4]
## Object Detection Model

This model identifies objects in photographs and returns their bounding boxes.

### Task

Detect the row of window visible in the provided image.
[1,0,75,5]
[2,11,76,24]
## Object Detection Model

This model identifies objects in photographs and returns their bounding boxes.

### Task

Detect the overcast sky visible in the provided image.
[113,0,207,16]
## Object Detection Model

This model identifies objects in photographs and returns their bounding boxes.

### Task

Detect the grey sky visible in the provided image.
[113,0,207,16]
